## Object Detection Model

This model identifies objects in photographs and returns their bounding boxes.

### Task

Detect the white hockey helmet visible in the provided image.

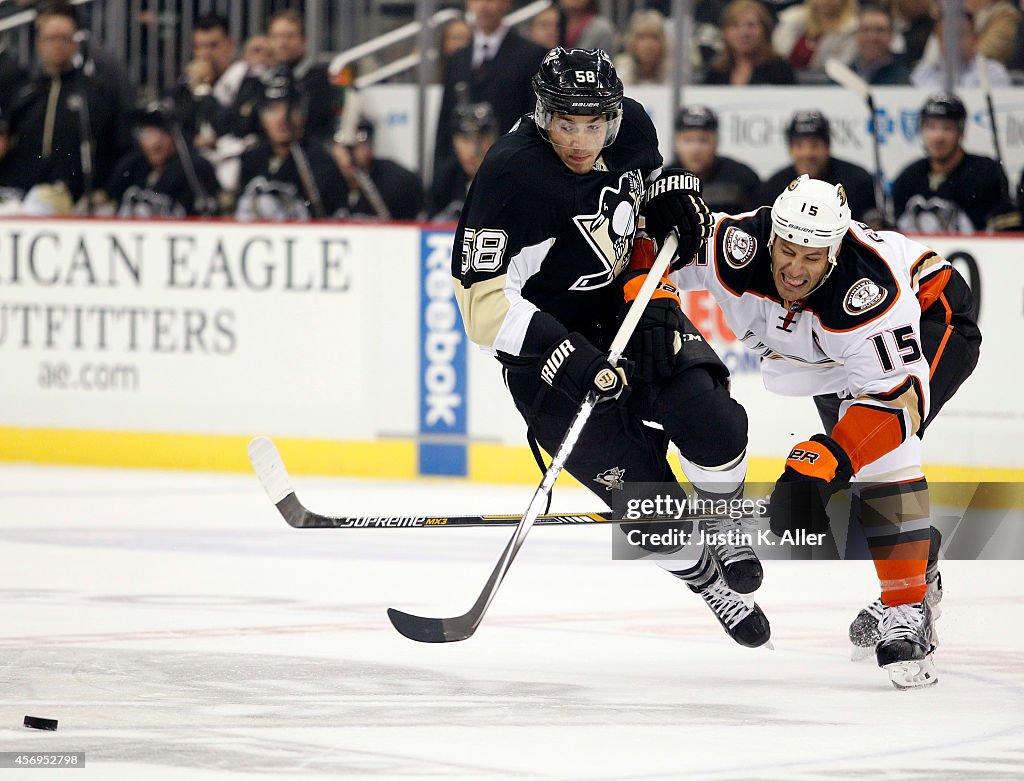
[770,175,851,266]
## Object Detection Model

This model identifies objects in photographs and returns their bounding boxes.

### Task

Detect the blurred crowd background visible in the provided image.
[0,0,1021,232]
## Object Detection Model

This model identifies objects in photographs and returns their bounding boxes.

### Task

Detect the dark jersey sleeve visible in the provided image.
[452,140,568,358]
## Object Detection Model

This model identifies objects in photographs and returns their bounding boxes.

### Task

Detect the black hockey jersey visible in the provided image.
[452,97,662,362]
[892,152,1019,233]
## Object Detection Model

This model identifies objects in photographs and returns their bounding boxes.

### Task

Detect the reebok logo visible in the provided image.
[541,339,575,385]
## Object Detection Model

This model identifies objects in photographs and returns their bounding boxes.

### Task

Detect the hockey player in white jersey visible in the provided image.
[650,175,981,688]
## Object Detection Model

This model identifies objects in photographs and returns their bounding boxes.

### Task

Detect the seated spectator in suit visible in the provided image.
[704,0,797,85]
[331,116,424,221]
[668,106,763,215]
[773,0,859,80]
[845,4,912,85]
[235,76,344,221]
[434,0,547,172]
[101,102,220,217]
[912,10,1012,87]
[559,0,617,52]
[172,14,265,194]
[614,10,671,85]
[268,9,338,147]
[763,109,877,222]
[0,2,129,210]
[430,101,498,222]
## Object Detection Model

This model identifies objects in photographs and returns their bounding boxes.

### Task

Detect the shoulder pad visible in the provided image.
[812,232,903,332]
[710,207,775,297]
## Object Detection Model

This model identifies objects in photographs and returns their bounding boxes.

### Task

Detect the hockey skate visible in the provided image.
[690,571,771,648]
[849,565,942,660]
[876,600,938,689]
[702,516,763,594]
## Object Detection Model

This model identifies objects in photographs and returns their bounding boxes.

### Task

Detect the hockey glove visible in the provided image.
[620,259,684,382]
[642,168,714,271]
[768,434,854,536]
[540,332,627,405]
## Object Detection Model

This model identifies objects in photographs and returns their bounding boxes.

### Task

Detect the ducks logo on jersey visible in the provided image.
[844,278,888,315]
[570,170,645,290]
[723,226,757,269]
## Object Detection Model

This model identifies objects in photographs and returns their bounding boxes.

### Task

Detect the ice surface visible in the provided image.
[1,464,1022,780]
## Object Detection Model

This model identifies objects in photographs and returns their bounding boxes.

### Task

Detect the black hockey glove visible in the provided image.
[768,434,854,537]
[620,266,684,382]
[643,168,714,271]
[540,332,627,405]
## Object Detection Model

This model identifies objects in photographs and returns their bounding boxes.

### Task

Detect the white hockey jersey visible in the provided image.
[669,207,953,475]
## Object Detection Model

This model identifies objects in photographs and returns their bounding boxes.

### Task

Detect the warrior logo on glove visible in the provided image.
[642,168,715,271]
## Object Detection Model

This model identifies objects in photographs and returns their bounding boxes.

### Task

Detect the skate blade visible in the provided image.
[884,654,938,690]
[850,644,875,662]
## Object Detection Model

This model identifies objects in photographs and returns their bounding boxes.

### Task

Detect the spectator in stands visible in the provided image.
[243,34,275,76]
[919,0,1020,68]
[845,4,912,85]
[763,109,877,221]
[0,2,128,211]
[773,0,859,80]
[894,0,935,68]
[558,0,617,52]
[268,9,338,146]
[172,13,263,193]
[911,10,1012,87]
[437,17,474,81]
[668,105,763,214]
[430,101,498,221]
[434,0,547,171]
[0,44,27,119]
[893,92,1019,233]
[331,116,424,221]
[614,9,670,85]
[100,102,220,217]
[235,74,344,221]
[704,0,796,85]
[527,3,562,50]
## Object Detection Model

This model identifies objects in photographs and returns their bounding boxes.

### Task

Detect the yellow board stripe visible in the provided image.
[1,427,1021,486]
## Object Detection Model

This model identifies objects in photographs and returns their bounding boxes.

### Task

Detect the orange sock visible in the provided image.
[872,550,928,606]
[856,477,930,606]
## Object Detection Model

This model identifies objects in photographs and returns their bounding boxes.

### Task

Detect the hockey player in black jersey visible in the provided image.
[666,175,981,687]
[452,47,770,648]
[892,92,1020,233]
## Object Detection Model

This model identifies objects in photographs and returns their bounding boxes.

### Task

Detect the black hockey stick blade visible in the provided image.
[247,436,621,529]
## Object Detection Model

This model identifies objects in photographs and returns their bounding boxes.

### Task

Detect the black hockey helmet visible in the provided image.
[675,105,718,133]
[532,47,623,145]
[452,101,498,137]
[785,110,831,145]
[920,92,966,132]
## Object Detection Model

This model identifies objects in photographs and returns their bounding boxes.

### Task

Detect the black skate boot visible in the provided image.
[875,600,938,689]
[850,566,942,659]
[702,517,763,594]
[850,528,943,659]
[689,571,771,648]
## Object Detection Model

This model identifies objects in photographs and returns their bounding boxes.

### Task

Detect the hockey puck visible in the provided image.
[23,716,58,731]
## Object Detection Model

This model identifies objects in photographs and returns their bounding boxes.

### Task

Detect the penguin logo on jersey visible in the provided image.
[570,171,645,290]
[594,466,625,491]
[723,227,757,269]
[844,278,888,314]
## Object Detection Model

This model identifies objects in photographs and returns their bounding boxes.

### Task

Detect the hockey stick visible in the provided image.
[824,59,892,225]
[248,435,610,527]
[386,233,680,643]
[976,55,1007,177]
[248,434,740,528]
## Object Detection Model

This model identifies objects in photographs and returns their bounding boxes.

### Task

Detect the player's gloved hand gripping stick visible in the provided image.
[387,232,681,643]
